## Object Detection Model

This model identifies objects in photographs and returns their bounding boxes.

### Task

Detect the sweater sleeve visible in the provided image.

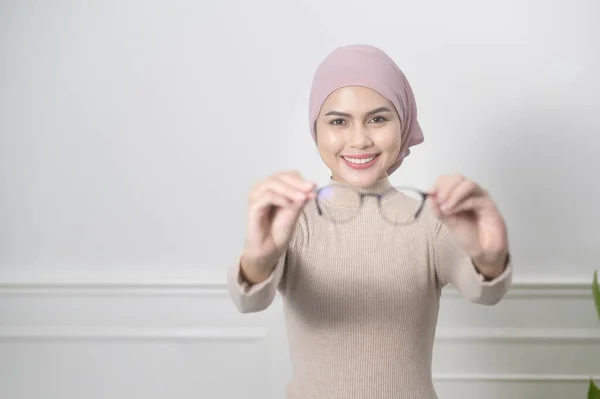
[433,218,512,305]
[227,251,287,313]
[227,208,308,313]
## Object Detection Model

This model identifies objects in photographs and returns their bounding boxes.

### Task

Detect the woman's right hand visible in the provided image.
[240,171,315,283]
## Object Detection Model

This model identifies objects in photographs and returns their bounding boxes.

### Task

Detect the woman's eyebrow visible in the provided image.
[324,107,393,118]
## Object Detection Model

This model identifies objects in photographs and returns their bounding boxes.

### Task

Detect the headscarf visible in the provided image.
[308,44,424,175]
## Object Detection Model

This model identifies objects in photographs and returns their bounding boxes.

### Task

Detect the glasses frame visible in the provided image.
[314,185,430,225]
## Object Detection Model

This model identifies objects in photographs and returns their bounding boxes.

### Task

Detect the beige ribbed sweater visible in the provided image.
[227,178,512,399]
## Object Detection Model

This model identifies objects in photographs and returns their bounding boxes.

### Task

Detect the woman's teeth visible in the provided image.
[343,156,376,164]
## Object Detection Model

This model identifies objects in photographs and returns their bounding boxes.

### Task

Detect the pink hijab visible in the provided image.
[308,44,424,175]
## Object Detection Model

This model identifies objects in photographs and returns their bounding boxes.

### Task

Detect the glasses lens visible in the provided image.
[316,186,361,223]
[379,188,426,225]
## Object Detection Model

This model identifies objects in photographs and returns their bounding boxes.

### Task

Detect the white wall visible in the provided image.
[1,0,599,398]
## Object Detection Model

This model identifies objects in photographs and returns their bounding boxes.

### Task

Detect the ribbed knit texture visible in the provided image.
[227,177,512,399]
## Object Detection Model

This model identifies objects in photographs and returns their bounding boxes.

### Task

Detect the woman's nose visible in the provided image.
[348,125,373,149]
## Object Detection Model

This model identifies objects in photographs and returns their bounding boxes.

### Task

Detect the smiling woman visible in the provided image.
[315,87,403,187]
[227,44,513,399]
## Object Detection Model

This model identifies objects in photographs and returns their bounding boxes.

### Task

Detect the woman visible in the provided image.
[227,44,512,399]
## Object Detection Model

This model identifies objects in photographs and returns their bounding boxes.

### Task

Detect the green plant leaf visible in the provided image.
[593,270,600,321]
[588,379,600,399]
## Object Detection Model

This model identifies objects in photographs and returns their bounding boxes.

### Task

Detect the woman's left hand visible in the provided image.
[429,174,509,278]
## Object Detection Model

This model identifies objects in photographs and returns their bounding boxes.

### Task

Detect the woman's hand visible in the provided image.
[429,174,509,279]
[241,171,315,283]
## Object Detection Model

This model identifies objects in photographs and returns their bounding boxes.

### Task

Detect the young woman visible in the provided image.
[227,44,512,399]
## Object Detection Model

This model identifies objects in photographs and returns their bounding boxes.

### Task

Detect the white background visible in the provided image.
[1,0,599,398]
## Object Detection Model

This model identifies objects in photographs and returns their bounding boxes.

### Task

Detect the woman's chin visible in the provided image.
[334,166,387,188]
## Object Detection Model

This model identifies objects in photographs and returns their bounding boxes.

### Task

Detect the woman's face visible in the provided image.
[315,86,402,188]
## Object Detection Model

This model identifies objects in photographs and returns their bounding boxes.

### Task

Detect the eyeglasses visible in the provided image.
[314,185,429,225]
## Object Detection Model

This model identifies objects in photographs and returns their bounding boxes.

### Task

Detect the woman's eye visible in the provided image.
[370,116,387,123]
[330,119,345,125]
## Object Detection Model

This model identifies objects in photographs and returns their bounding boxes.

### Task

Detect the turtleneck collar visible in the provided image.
[327,176,393,195]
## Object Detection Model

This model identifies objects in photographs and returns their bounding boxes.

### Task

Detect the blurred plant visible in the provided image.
[588,270,600,399]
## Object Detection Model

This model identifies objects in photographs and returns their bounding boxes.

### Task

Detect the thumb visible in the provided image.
[430,199,460,227]
[272,198,306,234]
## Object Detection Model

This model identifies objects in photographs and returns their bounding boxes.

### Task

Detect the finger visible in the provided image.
[250,189,298,214]
[270,177,313,202]
[447,196,493,215]
[277,173,316,197]
[431,174,464,204]
[251,178,310,204]
[440,179,481,213]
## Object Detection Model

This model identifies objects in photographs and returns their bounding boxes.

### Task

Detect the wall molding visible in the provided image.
[0,326,594,344]
[0,326,268,341]
[0,281,225,297]
[0,326,594,343]
[432,373,600,382]
[0,279,592,298]
[435,327,600,342]
[443,280,592,299]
